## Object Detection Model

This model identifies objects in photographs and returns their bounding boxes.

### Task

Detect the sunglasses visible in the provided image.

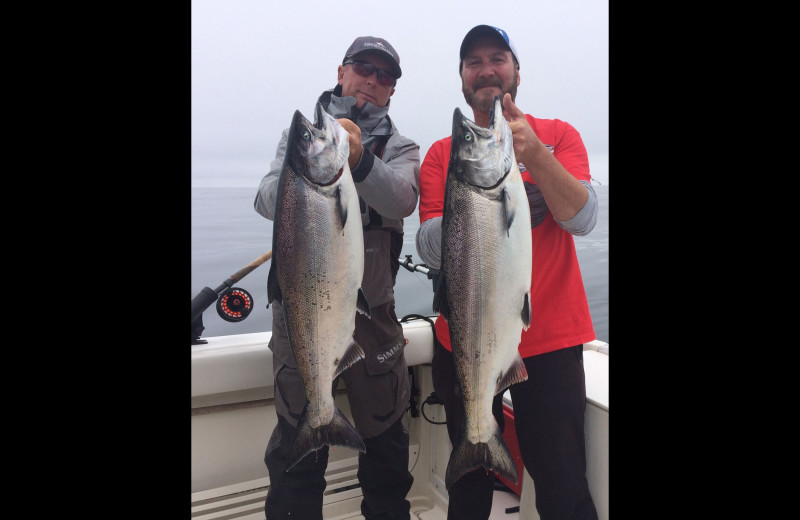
[344,60,397,87]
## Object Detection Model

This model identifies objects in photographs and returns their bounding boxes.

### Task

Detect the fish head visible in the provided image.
[286,103,350,186]
[450,96,514,189]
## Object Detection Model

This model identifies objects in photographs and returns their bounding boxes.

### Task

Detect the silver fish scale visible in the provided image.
[442,180,523,442]
[438,98,531,489]
[274,166,363,428]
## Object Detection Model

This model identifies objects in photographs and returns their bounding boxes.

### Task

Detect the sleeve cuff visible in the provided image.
[351,149,375,183]
[555,181,598,236]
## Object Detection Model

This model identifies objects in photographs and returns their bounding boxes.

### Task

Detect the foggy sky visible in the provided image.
[191,0,609,187]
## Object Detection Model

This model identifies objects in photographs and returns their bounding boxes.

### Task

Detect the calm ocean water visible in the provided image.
[191,185,609,343]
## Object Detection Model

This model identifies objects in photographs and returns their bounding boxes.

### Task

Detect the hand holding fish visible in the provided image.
[337,118,364,170]
[501,93,545,168]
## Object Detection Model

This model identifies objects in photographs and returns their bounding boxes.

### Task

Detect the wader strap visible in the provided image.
[364,134,392,229]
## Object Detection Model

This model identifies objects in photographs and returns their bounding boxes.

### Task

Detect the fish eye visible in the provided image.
[302,130,311,140]
[464,132,473,142]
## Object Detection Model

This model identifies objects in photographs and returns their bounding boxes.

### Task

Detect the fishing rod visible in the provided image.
[191,250,272,345]
[398,255,437,278]
[399,254,439,295]
[191,251,437,345]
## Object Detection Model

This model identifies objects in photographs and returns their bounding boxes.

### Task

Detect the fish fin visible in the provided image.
[266,261,281,308]
[444,425,518,490]
[432,274,450,321]
[334,340,366,379]
[356,288,371,317]
[521,291,531,330]
[495,353,528,395]
[502,188,514,237]
[285,405,366,472]
[336,185,348,231]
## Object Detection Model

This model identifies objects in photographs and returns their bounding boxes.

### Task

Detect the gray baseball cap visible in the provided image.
[343,36,402,79]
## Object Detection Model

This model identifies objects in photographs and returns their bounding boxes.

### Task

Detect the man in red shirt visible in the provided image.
[415,25,599,519]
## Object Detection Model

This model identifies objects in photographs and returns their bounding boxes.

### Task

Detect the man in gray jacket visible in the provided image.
[254,36,420,520]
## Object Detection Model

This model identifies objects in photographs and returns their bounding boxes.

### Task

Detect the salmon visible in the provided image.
[435,95,532,489]
[268,103,370,470]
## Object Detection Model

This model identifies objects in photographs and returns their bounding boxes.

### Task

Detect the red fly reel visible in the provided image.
[216,287,254,322]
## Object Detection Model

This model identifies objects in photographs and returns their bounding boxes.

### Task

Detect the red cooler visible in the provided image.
[497,393,524,495]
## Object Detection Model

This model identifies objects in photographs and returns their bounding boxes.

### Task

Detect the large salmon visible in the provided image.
[435,95,532,490]
[267,103,370,471]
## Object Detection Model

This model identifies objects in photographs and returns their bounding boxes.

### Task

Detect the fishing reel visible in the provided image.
[192,251,273,344]
[216,287,254,322]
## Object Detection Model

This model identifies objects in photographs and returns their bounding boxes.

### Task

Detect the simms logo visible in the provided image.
[362,41,396,59]
[376,339,406,363]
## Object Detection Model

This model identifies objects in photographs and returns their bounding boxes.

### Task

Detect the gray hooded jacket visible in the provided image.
[254,86,421,309]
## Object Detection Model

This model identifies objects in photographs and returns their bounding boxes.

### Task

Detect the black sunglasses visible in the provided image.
[344,59,397,87]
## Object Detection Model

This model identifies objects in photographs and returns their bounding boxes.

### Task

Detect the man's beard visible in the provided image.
[461,71,518,114]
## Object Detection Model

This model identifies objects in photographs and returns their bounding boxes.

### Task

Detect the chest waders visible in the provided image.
[264,133,414,520]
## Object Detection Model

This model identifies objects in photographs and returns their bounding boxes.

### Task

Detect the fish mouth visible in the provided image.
[313,102,327,131]
[450,96,513,189]
[286,104,348,186]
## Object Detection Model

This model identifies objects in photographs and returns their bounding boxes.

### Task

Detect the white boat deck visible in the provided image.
[191,453,521,520]
[191,320,607,520]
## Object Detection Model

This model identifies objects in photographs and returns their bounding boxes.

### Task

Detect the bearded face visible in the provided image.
[459,37,520,115]
[461,68,518,114]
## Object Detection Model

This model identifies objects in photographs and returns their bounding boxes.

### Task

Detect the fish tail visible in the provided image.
[285,407,366,472]
[444,427,518,490]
